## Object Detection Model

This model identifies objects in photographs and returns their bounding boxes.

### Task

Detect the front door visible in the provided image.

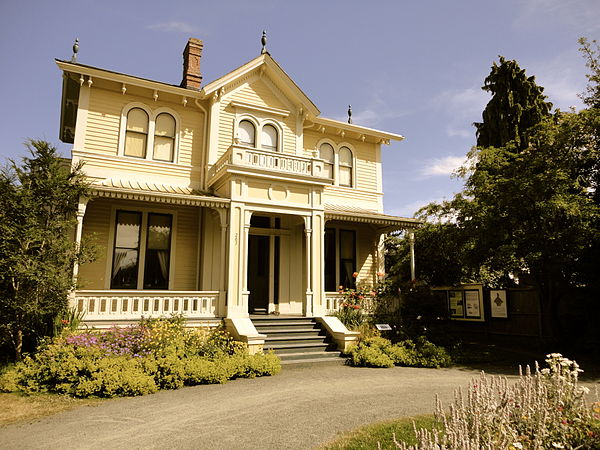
[248,235,270,314]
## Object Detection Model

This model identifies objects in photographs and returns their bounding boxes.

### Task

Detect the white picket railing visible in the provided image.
[208,145,326,181]
[74,290,220,321]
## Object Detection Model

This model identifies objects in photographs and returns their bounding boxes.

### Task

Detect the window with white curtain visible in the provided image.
[319,143,335,179]
[339,146,353,187]
[153,113,176,162]
[261,124,278,151]
[124,108,149,158]
[111,210,173,290]
[238,120,256,146]
[122,106,178,162]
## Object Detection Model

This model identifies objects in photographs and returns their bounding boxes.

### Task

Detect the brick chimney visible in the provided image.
[181,38,203,90]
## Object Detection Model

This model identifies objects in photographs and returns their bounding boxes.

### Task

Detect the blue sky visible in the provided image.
[1,0,598,217]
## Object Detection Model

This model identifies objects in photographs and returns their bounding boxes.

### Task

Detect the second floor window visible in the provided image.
[125,108,149,158]
[339,146,353,187]
[261,124,278,151]
[121,105,178,163]
[238,120,256,146]
[320,143,334,179]
[153,113,176,162]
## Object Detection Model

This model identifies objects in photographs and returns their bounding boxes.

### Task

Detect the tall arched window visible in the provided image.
[339,146,353,187]
[153,113,176,162]
[124,108,149,158]
[238,120,256,147]
[261,124,278,151]
[320,143,334,179]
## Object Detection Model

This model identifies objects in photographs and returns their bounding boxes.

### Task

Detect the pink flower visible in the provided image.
[352,272,359,278]
[377,272,385,278]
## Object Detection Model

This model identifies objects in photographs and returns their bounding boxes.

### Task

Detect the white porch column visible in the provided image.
[225,202,249,318]
[241,210,252,308]
[303,216,313,317]
[70,196,88,310]
[408,230,416,281]
[72,196,88,284]
[217,208,229,317]
[311,211,325,316]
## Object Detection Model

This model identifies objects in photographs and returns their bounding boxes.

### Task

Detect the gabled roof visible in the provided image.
[201,53,320,117]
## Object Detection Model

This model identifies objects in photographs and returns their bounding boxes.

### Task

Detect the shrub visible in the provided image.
[396,354,600,449]
[347,337,451,369]
[0,318,281,398]
[350,345,395,368]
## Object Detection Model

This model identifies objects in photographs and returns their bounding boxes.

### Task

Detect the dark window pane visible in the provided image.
[250,215,270,228]
[339,230,356,289]
[111,211,141,289]
[324,228,336,291]
[144,214,172,289]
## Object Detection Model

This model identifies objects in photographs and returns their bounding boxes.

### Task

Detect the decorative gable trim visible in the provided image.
[229,101,290,118]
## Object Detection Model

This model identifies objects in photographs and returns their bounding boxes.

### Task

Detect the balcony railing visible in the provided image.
[208,145,327,182]
[74,290,220,321]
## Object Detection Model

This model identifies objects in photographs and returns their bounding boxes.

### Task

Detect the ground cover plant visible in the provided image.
[0,316,280,398]
[396,354,600,449]
[347,336,452,369]
[321,415,436,450]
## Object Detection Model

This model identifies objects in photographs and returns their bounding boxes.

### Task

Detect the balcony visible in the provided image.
[207,145,330,186]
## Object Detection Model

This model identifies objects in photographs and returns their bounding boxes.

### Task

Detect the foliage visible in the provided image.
[474,56,552,152]
[396,354,600,449]
[321,415,437,450]
[347,336,451,369]
[579,37,600,108]
[387,42,600,341]
[0,140,95,360]
[332,278,388,329]
[0,317,281,398]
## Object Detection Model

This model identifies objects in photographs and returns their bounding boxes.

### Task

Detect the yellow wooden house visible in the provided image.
[58,38,420,358]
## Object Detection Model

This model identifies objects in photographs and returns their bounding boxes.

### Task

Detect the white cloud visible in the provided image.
[421,155,465,177]
[147,21,201,34]
[514,0,600,34]
[433,86,489,140]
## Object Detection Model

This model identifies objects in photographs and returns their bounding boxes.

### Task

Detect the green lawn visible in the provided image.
[321,415,437,449]
[0,392,102,426]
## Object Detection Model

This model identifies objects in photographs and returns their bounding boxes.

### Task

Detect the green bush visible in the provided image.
[347,336,451,368]
[350,345,395,368]
[0,318,281,398]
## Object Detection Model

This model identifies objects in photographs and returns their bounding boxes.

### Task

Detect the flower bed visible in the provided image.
[395,354,600,449]
[0,316,280,398]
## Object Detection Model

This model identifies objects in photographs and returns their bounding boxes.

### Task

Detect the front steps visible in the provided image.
[252,317,344,364]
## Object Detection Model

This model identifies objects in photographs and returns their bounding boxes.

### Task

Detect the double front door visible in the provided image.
[248,234,280,314]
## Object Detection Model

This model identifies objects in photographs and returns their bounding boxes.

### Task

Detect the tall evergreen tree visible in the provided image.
[0,141,94,360]
[474,56,553,151]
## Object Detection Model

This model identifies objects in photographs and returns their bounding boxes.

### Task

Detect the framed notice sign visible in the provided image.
[448,291,464,317]
[464,290,481,318]
[490,290,508,318]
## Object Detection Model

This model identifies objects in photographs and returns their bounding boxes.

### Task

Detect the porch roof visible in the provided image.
[324,204,422,231]
[90,178,230,208]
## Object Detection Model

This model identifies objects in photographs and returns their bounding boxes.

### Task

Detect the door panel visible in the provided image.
[248,235,269,313]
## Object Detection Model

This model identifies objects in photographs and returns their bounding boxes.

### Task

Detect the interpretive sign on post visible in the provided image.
[490,290,508,318]
[375,324,392,331]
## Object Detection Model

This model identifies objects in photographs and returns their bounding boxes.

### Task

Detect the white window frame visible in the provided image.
[105,205,178,290]
[118,102,181,164]
[317,139,357,188]
[233,114,283,152]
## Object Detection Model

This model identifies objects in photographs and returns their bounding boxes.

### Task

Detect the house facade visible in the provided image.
[58,38,420,346]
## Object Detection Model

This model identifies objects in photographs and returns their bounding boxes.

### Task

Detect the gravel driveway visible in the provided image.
[1,361,597,450]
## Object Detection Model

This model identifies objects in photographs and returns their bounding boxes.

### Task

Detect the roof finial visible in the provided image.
[71,38,79,63]
[347,104,352,124]
[261,30,267,54]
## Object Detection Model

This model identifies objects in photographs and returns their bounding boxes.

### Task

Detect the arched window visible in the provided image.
[320,143,334,179]
[153,113,176,162]
[261,124,278,151]
[124,108,149,158]
[339,146,353,187]
[238,120,256,147]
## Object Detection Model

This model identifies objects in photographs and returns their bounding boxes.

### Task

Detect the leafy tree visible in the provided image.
[578,37,600,108]
[390,42,600,340]
[0,140,94,360]
[474,56,552,151]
